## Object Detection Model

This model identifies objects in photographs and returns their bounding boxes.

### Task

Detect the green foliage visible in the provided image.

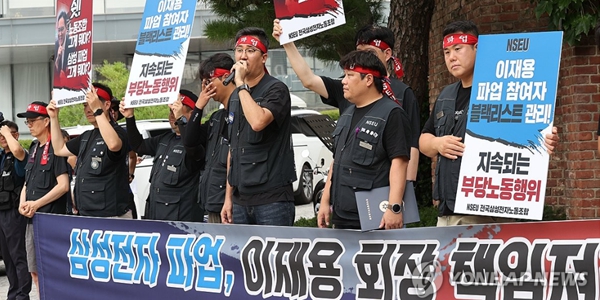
[294,217,318,227]
[407,205,438,228]
[19,139,32,151]
[320,109,340,121]
[533,0,599,45]
[54,61,172,126]
[58,104,87,127]
[96,60,130,99]
[542,205,567,221]
[201,0,385,62]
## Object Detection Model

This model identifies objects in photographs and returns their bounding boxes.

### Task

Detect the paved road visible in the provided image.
[0,204,315,298]
[0,260,39,300]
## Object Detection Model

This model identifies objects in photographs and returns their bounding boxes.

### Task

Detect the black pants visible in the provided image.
[0,208,31,300]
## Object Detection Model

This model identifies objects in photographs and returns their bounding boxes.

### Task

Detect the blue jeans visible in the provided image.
[233,201,295,226]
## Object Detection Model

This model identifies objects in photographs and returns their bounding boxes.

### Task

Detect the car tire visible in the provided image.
[294,163,313,205]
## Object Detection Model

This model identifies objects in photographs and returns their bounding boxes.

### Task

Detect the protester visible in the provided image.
[59,128,77,215]
[110,97,138,219]
[183,53,237,223]
[48,83,131,218]
[419,21,559,226]
[316,51,411,230]
[221,27,297,226]
[120,90,204,221]
[272,20,421,184]
[0,117,32,300]
[17,102,69,294]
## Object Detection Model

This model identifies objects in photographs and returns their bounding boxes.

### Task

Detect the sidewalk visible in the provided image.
[0,261,39,300]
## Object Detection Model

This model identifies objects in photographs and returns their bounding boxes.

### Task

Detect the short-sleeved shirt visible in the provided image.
[320,76,420,148]
[230,80,295,206]
[332,99,411,228]
[422,85,471,135]
[66,124,130,217]
[25,141,69,214]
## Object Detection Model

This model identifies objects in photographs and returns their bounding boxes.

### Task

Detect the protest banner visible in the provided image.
[125,0,196,108]
[36,213,599,299]
[454,32,563,220]
[52,0,93,107]
[274,0,346,44]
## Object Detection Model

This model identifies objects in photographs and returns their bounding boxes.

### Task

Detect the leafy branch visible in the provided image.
[533,0,599,45]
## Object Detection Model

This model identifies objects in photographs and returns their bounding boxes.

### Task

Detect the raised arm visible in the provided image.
[273,19,329,98]
[47,100,75,157]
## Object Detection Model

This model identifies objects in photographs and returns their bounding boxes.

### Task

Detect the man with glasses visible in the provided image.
[220,27,297,226]
[120,90,205,221]
[0,115,32,300]
[47,83,132,219]
[183,53,237,223]
[17,101,69,295]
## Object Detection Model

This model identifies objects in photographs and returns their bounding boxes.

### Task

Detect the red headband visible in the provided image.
[95,87,111,101]
[181,95,195,109]
[443,33,478,48]
[27,104,48,116]
[235,35,268,53]
[210,68,230,79]
[357,39,405,79]
[347,65,382,78]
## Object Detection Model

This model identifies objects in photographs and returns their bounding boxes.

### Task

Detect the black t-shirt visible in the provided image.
[66,126,128,162]
[233,80,294,206]
[333,100,411,228]
[321,76,420,148]
[346,100,411,160]
[422,85,471,135]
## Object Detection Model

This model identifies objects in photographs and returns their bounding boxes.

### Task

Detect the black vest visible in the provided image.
[432,82,464,213]
[390,78,409,108]
[0,151,24,210]
[74,128,129,217]
[331,99,400,221]
[228,75,297,195]
[146,132,201,221]
[24,141,67,214]
[200,109,229,213]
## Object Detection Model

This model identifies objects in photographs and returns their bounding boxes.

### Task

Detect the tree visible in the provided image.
[202,0,386,61]
[388,0,435,207]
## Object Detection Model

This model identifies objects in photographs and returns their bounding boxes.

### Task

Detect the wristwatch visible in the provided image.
[93,108,104,116]
[175,116,188,126]
[238,83,251,93]
[388,202,404,214]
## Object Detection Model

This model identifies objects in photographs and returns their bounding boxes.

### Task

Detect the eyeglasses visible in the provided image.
[24,118,45,126]
[234,47,260,56]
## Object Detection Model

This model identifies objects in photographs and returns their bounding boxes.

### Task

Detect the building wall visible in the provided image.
[429,0,600,219]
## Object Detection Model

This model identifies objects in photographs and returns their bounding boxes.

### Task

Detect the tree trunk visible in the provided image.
[388,0,435,206]
[388,0,434,106]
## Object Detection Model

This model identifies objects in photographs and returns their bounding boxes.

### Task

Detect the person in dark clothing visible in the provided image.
[17,102,69,295]
[0,118,32,300]
[221,27,297,226]
[48,83,132,218]
[317,51,411,230]
[183,53,237,223]
[273,20,421,185]
[420,20,559,226]
[120,90,205,221]
[110,97,138,219]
